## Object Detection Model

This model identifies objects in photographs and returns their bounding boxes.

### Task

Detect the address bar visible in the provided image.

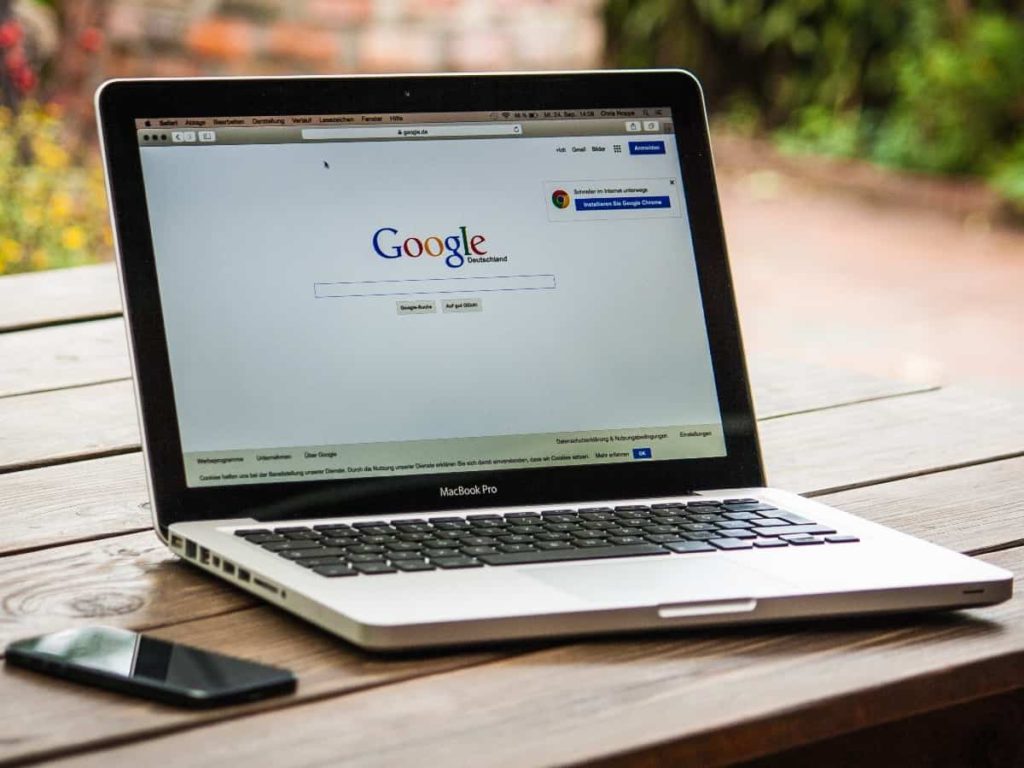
[301,123,522,140]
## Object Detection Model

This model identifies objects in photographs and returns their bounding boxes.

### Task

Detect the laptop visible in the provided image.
[96,70,1011,650]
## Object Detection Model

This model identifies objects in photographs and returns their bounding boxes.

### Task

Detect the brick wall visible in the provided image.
[102,0,605,78]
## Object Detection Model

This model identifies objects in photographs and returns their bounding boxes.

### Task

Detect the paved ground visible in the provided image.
[714,138,1024,394]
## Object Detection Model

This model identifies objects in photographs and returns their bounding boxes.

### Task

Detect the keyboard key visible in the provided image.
[754,524,835,537]
[609,536,648,545]
[432,556,483,569]
[826,535,860,544]
[785,535,825,545]
[576,540,612,548]
[753,518,790,527]
[393,560,436,572]
[710,538,754,550]
[462,546,500,556]
[423,548,463,558]
[234,528,271,537]
[244,534,286,544]
[459,536,499,547]
[347,544,384,554]
[681,523,717,531]
[717,520,755,529]
[296,556,348,567]
[478,544,668,566]
[353,562,396,574]
[388,550,426,560]
[664,541,716,554]
[348,552,387,562]
[723,512,762,521]
[280,547,348,560]
[721,503,776,513]
[387,541,422,551]
[723,498,758,504]
[777,513,814,525]
[727,530,758,539]
[535,541,575,550]
[753,538,788,548]
[273,526,314,534]
[284,531,321,540]
[313,565,358,577]
[686,500,721,507]
[644,533,687,544]
[261,540,323,552]
[683,531,718,541]
[313,523,352,533]
[651,502,685,509]
[500,544,537,553]
[499,535,535,544]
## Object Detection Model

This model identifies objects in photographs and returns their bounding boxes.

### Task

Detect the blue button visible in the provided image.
[632,447,652,460]
[574,196,670,211]
[628,141,666,155]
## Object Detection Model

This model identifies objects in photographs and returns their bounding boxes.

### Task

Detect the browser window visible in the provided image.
[135,108,726,487]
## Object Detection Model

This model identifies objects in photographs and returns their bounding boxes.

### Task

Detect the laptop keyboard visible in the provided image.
[230,499,859,578]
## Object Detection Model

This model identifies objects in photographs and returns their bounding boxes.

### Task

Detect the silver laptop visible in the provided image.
[97,70,1011,650]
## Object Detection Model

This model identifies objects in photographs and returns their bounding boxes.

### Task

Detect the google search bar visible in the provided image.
[301,124,523,141]
[314,274,555,298]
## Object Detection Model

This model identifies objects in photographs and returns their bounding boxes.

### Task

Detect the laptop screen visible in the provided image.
[134,107,726,489]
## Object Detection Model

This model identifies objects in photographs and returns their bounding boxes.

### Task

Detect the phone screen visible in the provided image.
[6,626,295,707]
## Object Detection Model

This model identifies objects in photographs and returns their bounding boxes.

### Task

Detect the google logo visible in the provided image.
[372,226,486,269]
[551,189,571,209]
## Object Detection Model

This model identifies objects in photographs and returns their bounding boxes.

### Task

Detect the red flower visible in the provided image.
[79,26,103,53]
[12,65,35,93]
[0,20,21,49]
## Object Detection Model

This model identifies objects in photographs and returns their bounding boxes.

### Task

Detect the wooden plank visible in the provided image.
[39,545,1024,768]
[746,355,935,419]
[0,264,120,333]
[0,380,138,473]
[0,453,149,556]
[762,386,1024,494]
[0,531,254,652]
[1,456,1021,765]
[819,455,1024,556]
[0,606,496,766]
[0,318,129,399]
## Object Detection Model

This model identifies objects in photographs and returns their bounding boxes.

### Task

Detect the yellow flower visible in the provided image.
[0,237,21,265]
[61,226,86,251]
[30,249,48,270]
[51,192,74,221]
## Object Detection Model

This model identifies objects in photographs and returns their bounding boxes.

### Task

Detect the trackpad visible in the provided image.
[524,557,793,607]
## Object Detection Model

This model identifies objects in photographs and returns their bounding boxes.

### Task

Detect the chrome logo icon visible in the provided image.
[551,189,571,209]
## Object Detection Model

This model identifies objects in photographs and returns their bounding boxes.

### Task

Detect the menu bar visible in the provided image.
[133,107,671,129]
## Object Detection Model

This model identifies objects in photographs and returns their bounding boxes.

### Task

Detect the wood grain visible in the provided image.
[0,453,149,556]
[0,380,138,473]
[39,547,1023,768]
[0,531,254,652]
[746,355,935,419]
[819,455,1024,556]
[762,385,1024,493]
[0,318,129,399]
[0,457,1021,766]
[0,264,120,333]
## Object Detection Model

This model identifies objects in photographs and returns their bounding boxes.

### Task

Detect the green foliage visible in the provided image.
[605,0,1024,210]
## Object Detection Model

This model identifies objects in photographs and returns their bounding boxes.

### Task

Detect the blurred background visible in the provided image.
[1,0,1021,388]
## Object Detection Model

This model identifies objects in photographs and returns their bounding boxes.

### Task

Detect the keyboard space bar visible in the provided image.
[478,544,669,567]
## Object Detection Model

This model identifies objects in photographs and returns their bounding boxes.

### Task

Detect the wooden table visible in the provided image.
[1,263,1022,767]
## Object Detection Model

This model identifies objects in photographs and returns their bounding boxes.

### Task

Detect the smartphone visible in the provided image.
[5,626,296,708]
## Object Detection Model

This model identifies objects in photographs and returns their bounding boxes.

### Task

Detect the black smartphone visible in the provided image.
[5,626,296,708]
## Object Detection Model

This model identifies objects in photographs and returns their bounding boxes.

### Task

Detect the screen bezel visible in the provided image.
[97,70,764,532]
